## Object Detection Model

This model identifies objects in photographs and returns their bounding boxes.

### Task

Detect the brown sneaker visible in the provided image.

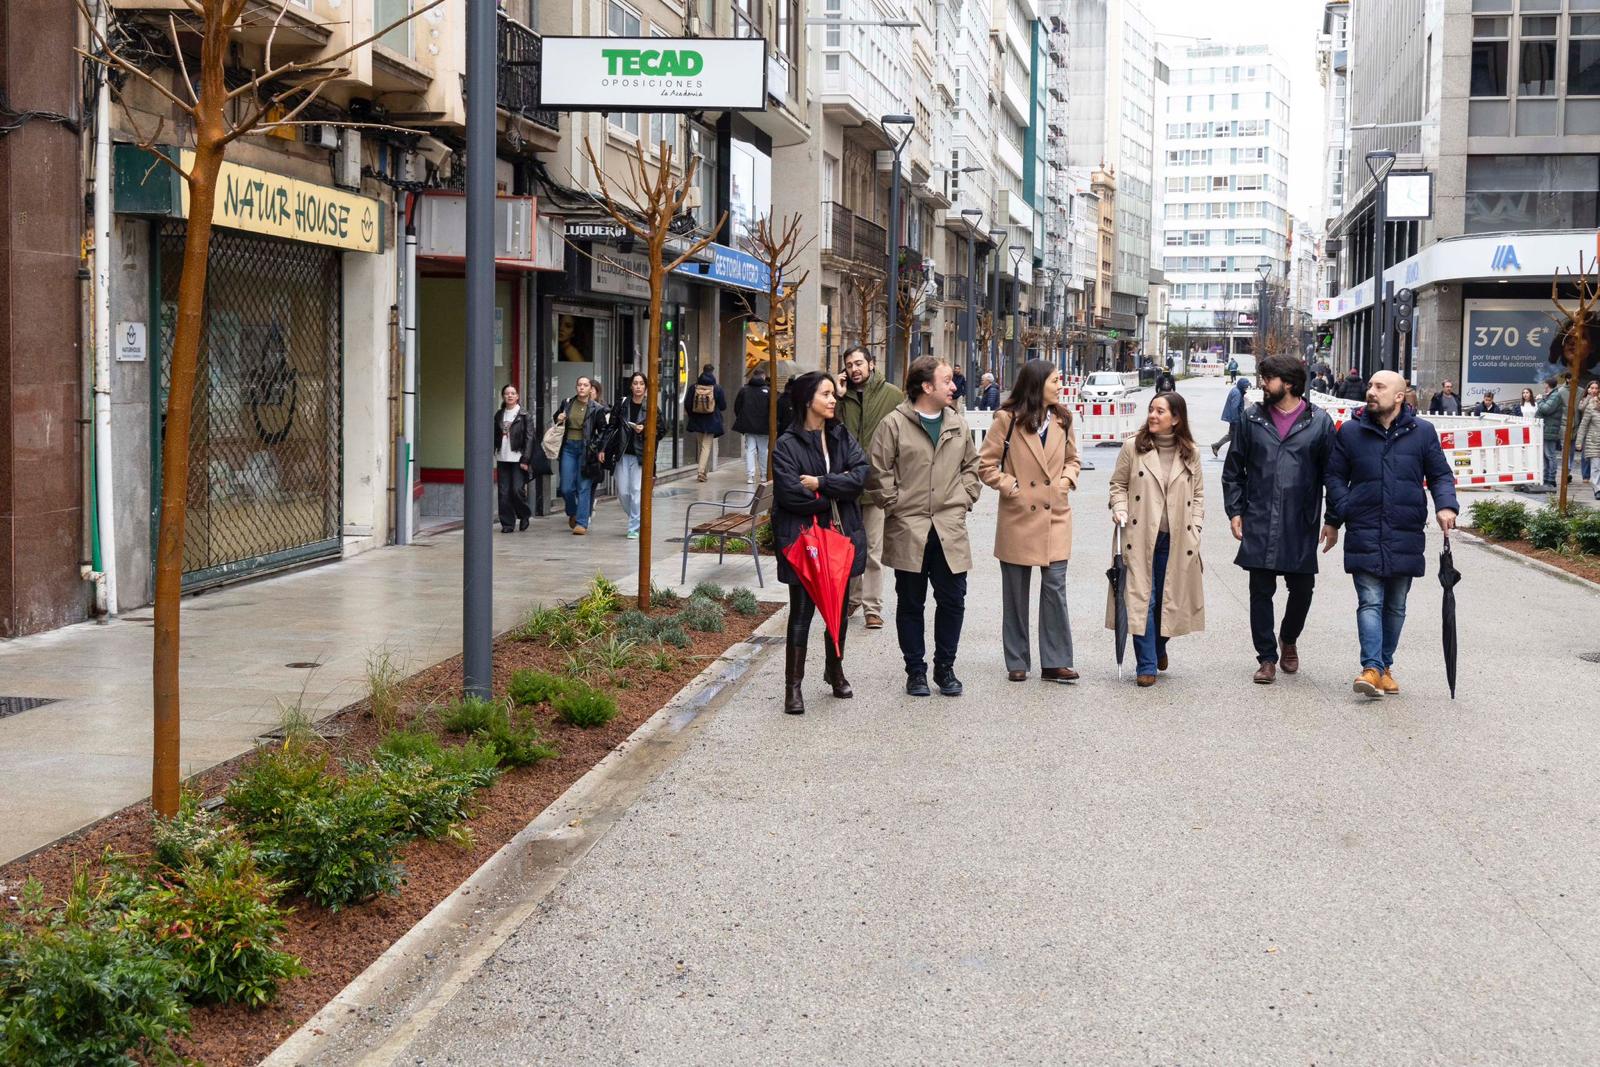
[864,613,884,630]
[1007,670,1028,682]
[1253,661,1277,684]
[573,526,588,536]
[1041,667,1079,683]
[568,516,577,530]
[1280,643,1299,674]
[1136,674,1157,687]
[1378,669,1400,695]
[1353,668,1383,697]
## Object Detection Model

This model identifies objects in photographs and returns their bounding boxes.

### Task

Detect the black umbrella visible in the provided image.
[1438,537,1461,699]
[1106,524,1129,679]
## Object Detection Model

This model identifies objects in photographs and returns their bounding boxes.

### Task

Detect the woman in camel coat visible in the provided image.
[1107,391,1206,686]
[979,359,1082,683]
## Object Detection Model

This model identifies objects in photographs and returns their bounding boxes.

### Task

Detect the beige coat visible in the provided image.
[867,401,983,573]
[1104,438,1206,638]
[977,409,1082,566]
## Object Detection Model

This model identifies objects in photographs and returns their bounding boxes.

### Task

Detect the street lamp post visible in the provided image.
[1256,259,1271,362]
[1009,245,1027,378]
[960,208,983,403]
[987,228,1007,383]
[462,0,494,698]
[882,114,915,381]
[1364,149,1397,377]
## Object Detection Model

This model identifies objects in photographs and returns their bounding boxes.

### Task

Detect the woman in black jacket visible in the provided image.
[772,371,869,715]
[733,370,772,483]
[493,384,534,532]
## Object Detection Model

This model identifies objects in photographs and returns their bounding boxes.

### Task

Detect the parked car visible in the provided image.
[1082,371,1135,402]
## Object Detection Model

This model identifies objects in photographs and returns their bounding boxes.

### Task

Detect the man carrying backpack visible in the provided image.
[685,365,727,482]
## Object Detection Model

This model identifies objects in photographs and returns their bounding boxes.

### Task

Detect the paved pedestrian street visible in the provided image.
[309,377,1600,1065]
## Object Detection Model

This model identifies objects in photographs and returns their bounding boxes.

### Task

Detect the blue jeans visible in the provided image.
[1131,532,1171,677]
[1352,571,1413,671]
[1544,441,1562,485]
[560,440,593,527]
[617,454,643,534]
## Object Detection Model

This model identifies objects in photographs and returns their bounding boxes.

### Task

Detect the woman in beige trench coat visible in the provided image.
[978,359,1083,683]
[1107,391,1206,686]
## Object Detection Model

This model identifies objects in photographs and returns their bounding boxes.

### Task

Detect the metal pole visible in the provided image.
[1257,280,1267,359]
[1367,181,1387,379]
[1384,278,1397,372]
[886,152,902,381]
[966,233,977,401]
[463,0,494,699]
[990,242,1002,379]
[1011,268,1021,374]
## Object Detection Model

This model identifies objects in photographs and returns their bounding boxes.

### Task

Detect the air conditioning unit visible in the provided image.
[334,130,361,190]
[683,186,703,210]
[305,124,340,150]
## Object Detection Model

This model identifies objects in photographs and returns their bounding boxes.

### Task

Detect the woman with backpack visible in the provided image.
[733,369,772,483]
[555,376,608,535]
[686,365,727,482]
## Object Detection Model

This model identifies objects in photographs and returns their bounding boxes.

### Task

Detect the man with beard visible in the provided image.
[1324,370,1459,698]
[1222,353,1338,684]
[839,347,904,629]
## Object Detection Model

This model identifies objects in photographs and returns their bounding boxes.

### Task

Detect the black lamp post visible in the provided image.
[1009,244,1027,379]
[960,207,983,402]
[1364,149,1396,377]
[987,227,1007,381]
[1256,259,1272,362]
[882,114,915,381]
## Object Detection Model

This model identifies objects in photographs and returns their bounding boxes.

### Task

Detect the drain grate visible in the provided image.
[285,661,321,669]
[1581,652,1600,664]
[0,697,58,720]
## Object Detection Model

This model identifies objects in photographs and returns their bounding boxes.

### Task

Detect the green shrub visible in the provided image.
[124,843,306,1008]
[152,790,237,872]
[374,728,442,762]
[647,649,677,672]
[513,604,569,642]
[579,574,621,615]
[1469,499,1530,540]
[679,595,726,633]
[1569,509,1600,555]
[553,686,619,729]
[614,609,652,639]
[1527,504,1570,552]
[691,580,726,601]
[482,712,558,768]
[440,696,502,734]
[648,582,680,607]
[728,587,760,616]
[591,635,641,673]
[654,621,691,648]
[0,901,192,1066]
[548,616,590,649]
[363,646,406,731]
[508,669,572,706]
[572,598,614,639]
[754,520,775,551]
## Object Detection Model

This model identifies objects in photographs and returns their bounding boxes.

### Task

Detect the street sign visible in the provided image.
[538,37,768,112]
[115,321,147,362]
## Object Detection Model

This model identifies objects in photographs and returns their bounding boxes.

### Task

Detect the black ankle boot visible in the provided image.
[823,637,852,699]
[784,643,807,714]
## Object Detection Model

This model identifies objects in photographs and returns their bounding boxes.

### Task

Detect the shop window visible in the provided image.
[1472,17,1509,97]
[1570,15,1600,95]
[1519,15,1558,97]
[1465,154,1600,233]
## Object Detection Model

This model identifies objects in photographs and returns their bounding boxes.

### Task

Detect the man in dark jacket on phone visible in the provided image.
[1324,370,1459,698]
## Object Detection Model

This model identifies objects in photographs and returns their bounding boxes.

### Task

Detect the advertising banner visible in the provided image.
[179,150,382,253]
[539,37,767,112]
[1461,299,1562,406]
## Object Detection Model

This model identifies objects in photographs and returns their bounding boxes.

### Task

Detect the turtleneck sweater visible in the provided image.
[1151,432,1177,532]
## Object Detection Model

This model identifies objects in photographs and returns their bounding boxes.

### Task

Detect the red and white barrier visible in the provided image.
[1072,400,1141,442]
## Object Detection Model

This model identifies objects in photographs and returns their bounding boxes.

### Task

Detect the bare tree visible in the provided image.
[581,137,725,607]
[80,0,448,816]
[737,214,813,479]
[1551,257,1600,514]
[840,269,886,356]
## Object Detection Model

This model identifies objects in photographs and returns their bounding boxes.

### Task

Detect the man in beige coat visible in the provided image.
[867,356,983,698]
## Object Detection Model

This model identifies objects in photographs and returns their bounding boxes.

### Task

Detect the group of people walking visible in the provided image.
[772,351,1462,713]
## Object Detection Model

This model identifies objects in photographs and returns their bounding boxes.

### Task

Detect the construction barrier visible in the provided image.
[1073,400,1141,443]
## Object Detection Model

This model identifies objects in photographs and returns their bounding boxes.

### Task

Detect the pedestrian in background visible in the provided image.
[1154,367,1177,395]
[1519,386,1539,420]
[686,364,727,482]
[1108,392,1206,688]
[1574,389,1600,499]
[978,359,1081,684]
[839,346,905,630]
[1336,367,1367,402]
[1472,391,1503,416]
[1212,376,1250,457]
[493,383,534,533]
[869,357,982,698]
[1225,357,1239,383]
[951,365,968,411]
[1324,370,1459,698]
[733,369,772,484]
[556,376,607,536]
[977,372,1001,410]
[1428,379,1462,415]
[772,371,868,715]
[1310,369,1332,394]
[1536,376,1569,486]
[1576,380,1599,481]
[601,372,657,540]
[1222,354,1336,685]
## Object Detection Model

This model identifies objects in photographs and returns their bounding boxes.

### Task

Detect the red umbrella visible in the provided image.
[782,510,854,657]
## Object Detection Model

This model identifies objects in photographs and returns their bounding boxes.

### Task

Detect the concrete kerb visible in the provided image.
[262,609,788,1067]
[1454,528,1600,595]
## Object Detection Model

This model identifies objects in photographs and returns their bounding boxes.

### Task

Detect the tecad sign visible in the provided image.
[540,36,767,112]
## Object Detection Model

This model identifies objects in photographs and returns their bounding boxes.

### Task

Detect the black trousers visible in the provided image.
[497,462,532,529]
[787,582,848,662]
[894,529,968,673]
[1248,568,1315,663]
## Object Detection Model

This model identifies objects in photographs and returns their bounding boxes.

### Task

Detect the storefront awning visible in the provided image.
[673,242,774,292]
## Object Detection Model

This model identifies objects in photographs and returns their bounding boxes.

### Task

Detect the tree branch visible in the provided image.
[166,14,200,106]
[75,1,197,118]
[226,0,450,103]
[224,67,346,144]
[582,136,652,242]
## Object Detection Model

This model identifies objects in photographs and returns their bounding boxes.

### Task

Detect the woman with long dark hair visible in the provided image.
[493,383,534,533]
[978,359,1082,683]
[1107,391,1206,686]
[771,371,869,714]
[601,372,659,539]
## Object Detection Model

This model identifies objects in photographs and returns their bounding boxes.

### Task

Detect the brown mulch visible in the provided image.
[1475,536,1600,585]
[0,597,777,1067]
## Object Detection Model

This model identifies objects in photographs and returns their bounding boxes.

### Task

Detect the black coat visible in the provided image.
[557,395,610,478]
[604,397,663,461]
[1324,405,1460,578]
[733,381,771,434]
[685,374,727,436]
[1336,374,1367,402]
[492,407,535,465]
[1222,402,1336,575]
[977,383,1001,410]
[771,421,868,586]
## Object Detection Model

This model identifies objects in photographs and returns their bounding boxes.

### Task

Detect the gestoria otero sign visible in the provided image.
[179,150,383,253]
[538,36,767,111]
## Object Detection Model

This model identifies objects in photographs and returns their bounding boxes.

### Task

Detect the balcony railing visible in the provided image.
[822,201,888,272]
[498,14,559,131]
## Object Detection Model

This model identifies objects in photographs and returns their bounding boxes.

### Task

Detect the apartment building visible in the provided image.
[1321,0,1600,397]
[1315,0,1351,300]
[1157,42,1295,359]
[1066,0,1157,368]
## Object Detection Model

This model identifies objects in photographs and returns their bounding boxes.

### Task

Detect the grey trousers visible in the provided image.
[1000,560,1073,673]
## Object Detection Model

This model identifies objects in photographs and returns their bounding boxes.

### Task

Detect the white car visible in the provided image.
[1081,372,1134,402]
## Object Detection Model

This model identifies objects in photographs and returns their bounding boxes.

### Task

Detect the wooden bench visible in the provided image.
[680,481,772,587]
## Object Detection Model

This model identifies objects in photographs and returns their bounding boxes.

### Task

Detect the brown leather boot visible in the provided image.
[784,643,807,714]
[1280,643,1300,674]
[823,634,852,699]
[1253,660,1277,685]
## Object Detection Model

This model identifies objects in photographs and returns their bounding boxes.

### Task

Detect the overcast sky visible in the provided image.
[1142,0,1328,226]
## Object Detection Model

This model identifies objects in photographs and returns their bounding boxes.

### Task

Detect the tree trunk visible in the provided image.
[639,230,666,611]
[1559,336,1587,514]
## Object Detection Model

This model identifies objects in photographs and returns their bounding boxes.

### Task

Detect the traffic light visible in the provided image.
[1393,288,1415,334]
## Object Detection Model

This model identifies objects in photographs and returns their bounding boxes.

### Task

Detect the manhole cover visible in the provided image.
[1581,652,1600,664]
[285,661,321,669]
[0,697,57,720]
